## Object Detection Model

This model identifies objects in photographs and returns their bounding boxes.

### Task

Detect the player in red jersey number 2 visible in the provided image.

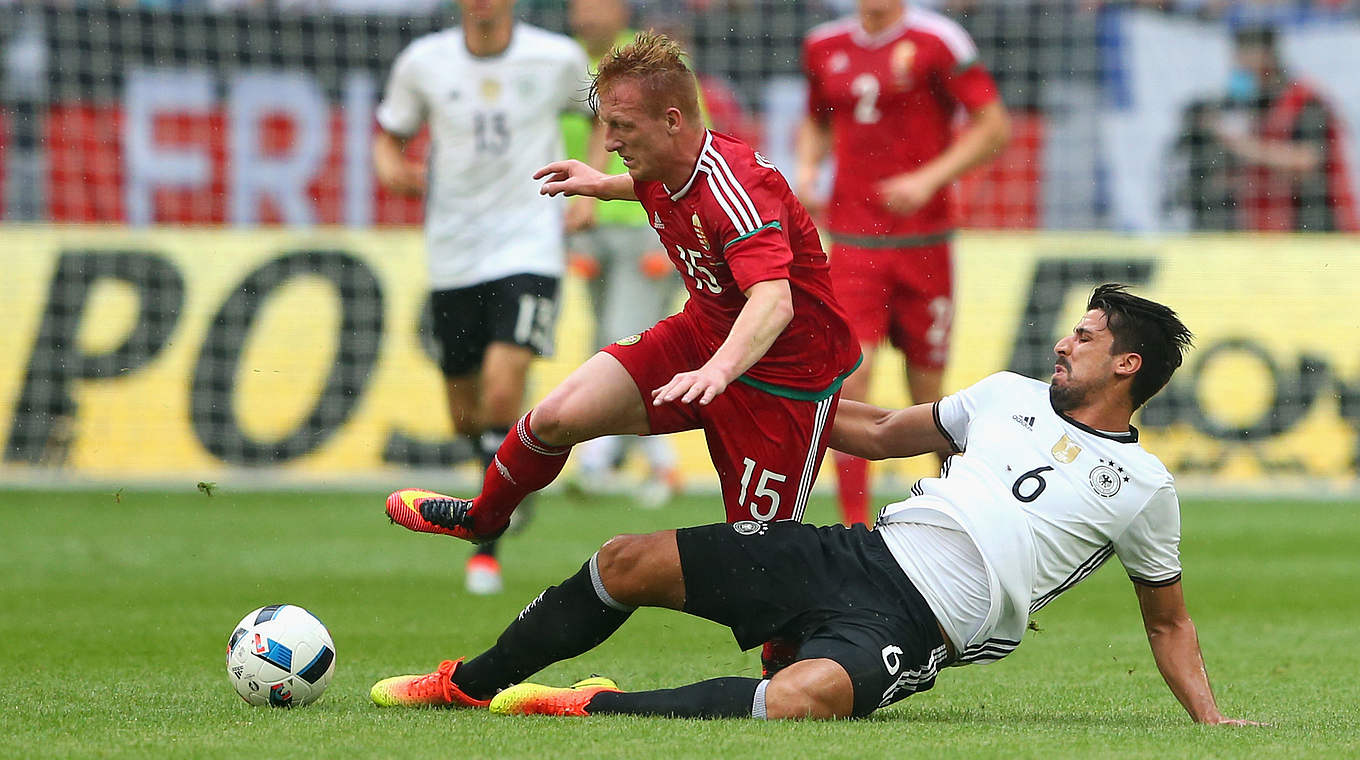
[798,1,1010,526]
[386,32,860,639]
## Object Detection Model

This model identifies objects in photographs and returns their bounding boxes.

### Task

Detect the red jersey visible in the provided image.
[803,8,999,240]
[634,130,860,397]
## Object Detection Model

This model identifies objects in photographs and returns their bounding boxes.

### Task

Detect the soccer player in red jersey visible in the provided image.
[797,0,1010,527]
[387,32,859,567]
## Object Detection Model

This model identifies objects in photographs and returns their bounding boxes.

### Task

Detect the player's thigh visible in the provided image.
[429,285,490,378]
[674,521,832,648]
[597,312,707,437]
[888,243,954,371]
[483,274,561,359]
[828,243,892,345]
[789,528,951,717]
[703,386,838,522]
[530,351,652,445]
[795,624,947,718]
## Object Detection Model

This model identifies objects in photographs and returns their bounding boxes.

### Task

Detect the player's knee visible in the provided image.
[595,534,647,592]
[526,391,583,446]
[595,531,680,608]
[763,662,856,720]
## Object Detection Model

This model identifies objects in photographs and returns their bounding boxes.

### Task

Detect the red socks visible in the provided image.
[471,411,570,533]
[834,452,870,526]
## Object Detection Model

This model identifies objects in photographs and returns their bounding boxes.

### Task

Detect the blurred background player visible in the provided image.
[796,0,1010,526]
[560,0,684,508]
[1212,24,1357,232]
[373,0,595,594]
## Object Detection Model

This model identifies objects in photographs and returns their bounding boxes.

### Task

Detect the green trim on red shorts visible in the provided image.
[734,353,863,401]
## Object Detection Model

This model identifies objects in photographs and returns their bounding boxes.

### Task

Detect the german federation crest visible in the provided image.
[1088,458,1127,498]
[732,520,767,536]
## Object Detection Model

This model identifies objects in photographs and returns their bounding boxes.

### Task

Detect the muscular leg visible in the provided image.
[528,351,652,446]
[451,531,678,699]
[452,530,856,719]
[467,352,651,532]
[833,343,876,526]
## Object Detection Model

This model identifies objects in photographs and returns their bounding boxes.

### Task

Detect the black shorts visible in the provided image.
[429,274,559,377]
[676,521,950,717]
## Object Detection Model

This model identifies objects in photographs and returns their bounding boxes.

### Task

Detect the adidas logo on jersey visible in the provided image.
[1012,414,1035,431]
[652,212,665,230]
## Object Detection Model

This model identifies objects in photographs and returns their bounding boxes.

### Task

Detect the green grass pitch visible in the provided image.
[3,488,1358,758]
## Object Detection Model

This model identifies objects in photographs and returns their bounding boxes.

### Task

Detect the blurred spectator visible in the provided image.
[1167,97,1239,229]
[1168,24,1357,230]
[1223,26,1355,230]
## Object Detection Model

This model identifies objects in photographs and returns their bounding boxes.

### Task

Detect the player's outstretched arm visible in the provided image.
[1134,580,1266,726]
[828,401,952,461]
[535,160,638,201]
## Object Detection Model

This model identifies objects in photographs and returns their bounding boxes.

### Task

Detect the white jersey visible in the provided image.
[877,372,1182,665]
[377,24,592,289]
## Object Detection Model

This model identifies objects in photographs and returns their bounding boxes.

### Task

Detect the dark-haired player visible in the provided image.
[372,285,1262,727]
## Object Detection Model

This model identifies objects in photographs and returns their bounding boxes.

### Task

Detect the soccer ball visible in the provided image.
[226,604,336,707]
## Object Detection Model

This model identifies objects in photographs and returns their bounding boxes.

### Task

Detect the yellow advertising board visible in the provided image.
[0,227,1356,491]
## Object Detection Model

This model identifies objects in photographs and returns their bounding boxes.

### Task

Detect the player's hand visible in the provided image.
[565,196,598,233]
[878,171,940,216]
[535,160,607,198]
[651,366,731,407]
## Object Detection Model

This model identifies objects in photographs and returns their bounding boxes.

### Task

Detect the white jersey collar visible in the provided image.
[665,130,714,201]
[850,9,910,49]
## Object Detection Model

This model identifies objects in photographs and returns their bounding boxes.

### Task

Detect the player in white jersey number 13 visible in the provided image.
[373,0,596,594]
[370,284,1265,725]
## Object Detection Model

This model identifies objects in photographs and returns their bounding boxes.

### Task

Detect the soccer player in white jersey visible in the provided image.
[373,0,595,595]
[370,284,1263,726]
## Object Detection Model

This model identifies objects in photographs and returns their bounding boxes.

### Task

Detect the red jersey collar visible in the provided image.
[664,130,714,201]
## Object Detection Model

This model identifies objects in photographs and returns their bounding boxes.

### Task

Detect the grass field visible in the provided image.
[3,488,1358,759]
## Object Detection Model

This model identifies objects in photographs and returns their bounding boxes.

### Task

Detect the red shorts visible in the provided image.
[602,312,839,523]
[828,241,954,369]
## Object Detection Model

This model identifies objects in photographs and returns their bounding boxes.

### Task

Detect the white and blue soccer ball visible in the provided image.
[226,604,336,707]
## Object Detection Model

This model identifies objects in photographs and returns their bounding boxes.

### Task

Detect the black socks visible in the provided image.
[452,554,634,700]
[586,677,766,719]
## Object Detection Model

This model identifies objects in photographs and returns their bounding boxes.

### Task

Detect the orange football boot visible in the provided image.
[370,659,490,708]
[488,677,621,717]
[385,488,505,543]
